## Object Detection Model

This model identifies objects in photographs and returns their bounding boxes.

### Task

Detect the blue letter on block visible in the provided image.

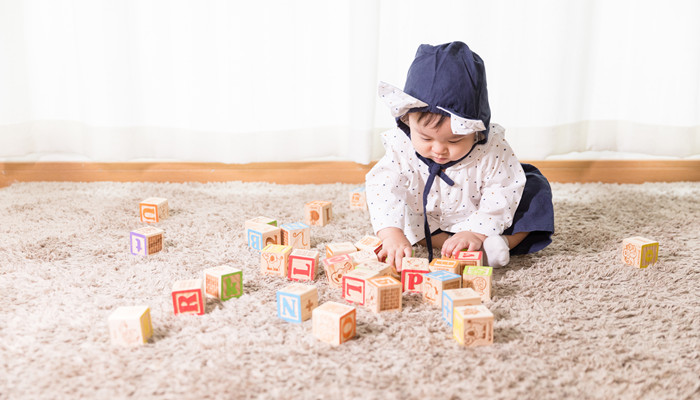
[442,292,454,327]
[428,270,460,282]
[248,229,263,251]
[277,292,301,323]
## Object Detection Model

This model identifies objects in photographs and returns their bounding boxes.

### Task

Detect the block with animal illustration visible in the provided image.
[462,266,493,302]
[429,258,461,274]
[322,254,356,289]
[287,249,320,282]
[260,244,293,277]
[304,200,332,226]
[277,283,318,323]
[172,279,205,315]
[453,305,494,347]
[365,275,402,313]
[621,236,659,268]
[454,250,483,268]
[108,305,153,346]
[130,226,164,256]
[280,222,311,249]
[349,186,367,210]
[312,301,356,345]
[244,216,278,244]
[442,288,482,327]
[355,260,395,277]
[139,197,169,223]
[203,265,243,301]
[348,249,379,265]
[401,257,431,293]
[422,270,462,307]
[247,223,281,251]
[325,242,357,258]
[342,269,380,306]
[354,235,383,256]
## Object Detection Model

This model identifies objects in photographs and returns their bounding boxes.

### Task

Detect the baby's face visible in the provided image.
[408,113,475,164]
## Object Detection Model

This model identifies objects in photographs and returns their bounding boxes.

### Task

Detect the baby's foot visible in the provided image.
[483,235,510,268]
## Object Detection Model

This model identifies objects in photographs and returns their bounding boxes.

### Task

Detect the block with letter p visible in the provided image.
[203,265,243,301]
[442,288,481,327]
[621,236,659,268]
[312,301,356,345]
[280,222,311,249]
[108,305,153,346]
[400,257,430,293]
[287,249,320,282]
[277,283,318,323]
[462,266,493,302]
[342,269,380,306]
[139,197,168,223]
[422,270,461,307]
[172,279,205,315]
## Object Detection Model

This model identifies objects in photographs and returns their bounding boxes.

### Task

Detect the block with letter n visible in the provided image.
[312,301,356,346]
[287,249,320,282]
[172,279,205,315]
[277,283,318,323]
[203,265,243,301]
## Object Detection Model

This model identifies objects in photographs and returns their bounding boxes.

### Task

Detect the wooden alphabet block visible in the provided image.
[203,265,243,301]
[342,269,380,305]
[423,271,462,307]
[277,283,318,323]
[401,257,430,293]
[261,244,293,277]
[325,242,357,258]
[304,200,332,226]
[429,258,461,274]
[247,224,281,251]
[287,249,320,282]
[365,276,402,313]
[355,260,395,277]
[322,254,356,289]
[462,266,493,302]
[621,236,659,268]
[354,235,383,255]
[348,249,378,265]
[453,305,494,347]
[172,279,205,315]
[442,288,481,327]
[130,226,164,256]
[244,217,277,244]
[349,186,367,210]
[454,250,483,268]
[139,197,168,223]
[280,222,311,249]
[312,301,356,345]
[108,305,153,346]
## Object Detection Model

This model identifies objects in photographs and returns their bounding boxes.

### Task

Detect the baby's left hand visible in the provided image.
[441,231,487,258]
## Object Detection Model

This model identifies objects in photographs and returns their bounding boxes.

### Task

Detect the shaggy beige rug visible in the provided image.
[1,181,698,400]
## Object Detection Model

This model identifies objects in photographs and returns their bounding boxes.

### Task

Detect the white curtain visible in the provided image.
[1,0,698,163]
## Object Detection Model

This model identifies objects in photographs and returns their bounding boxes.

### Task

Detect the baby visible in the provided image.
[366,41,554,270]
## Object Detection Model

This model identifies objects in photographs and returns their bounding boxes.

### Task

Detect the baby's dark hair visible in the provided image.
[403,111,449,129]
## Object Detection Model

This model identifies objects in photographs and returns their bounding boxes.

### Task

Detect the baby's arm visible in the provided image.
[441,231,487,258]
[377,227,413,271]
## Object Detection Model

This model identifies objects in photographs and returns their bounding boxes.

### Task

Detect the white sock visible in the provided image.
[483,235,510,268]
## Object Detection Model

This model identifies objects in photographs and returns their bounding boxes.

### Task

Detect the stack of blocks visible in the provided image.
[442,288,482,327]
[277,283,319,323]
[621,236,659,268]
[312,301,356,345]
[109,305,153,346]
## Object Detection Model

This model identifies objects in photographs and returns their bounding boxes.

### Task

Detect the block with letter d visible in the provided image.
[139,197,168,223]
[172,279,205,315]
[277,283,318,323]
[203,265,243,301]
[312,301,356,346]
[287,249,320,282]
[342,269,380,306]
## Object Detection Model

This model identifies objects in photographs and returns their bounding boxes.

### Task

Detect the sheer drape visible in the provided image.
[1,0,698,163]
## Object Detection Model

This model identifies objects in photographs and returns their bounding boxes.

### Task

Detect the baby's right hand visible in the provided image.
[376,227,413,271]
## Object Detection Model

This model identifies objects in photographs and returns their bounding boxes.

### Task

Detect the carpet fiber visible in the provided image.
[1,181,699,400]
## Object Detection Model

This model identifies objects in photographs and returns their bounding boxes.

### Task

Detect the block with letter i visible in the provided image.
[454,250,483,268]
[247,224,281,251]
[130,226,164,256]
[108,305,153,346]
[462,266,493,302]
[401,257,430,293]
[304,200,332,226]
[203,265,243,301]
[139,197,168,223]
[322,254,356,289]
[261,244,293,277]
[453,305,494,347]
[349,186,367,210]
[172,279,205,315]
[422,271,461,307]
[280,222,311,249]
[621,237,659,268]
[287,249,320,282]
[342,269,380,306]
[429,258,461,274]
[244,217,277,244]
[442,288,481,327]
[277,283,318,323]
[365,276,402,313]
[312,301,356,346]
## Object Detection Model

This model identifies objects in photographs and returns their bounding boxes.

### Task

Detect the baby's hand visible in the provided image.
[441,231,487,258]
[376,227,413,271]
